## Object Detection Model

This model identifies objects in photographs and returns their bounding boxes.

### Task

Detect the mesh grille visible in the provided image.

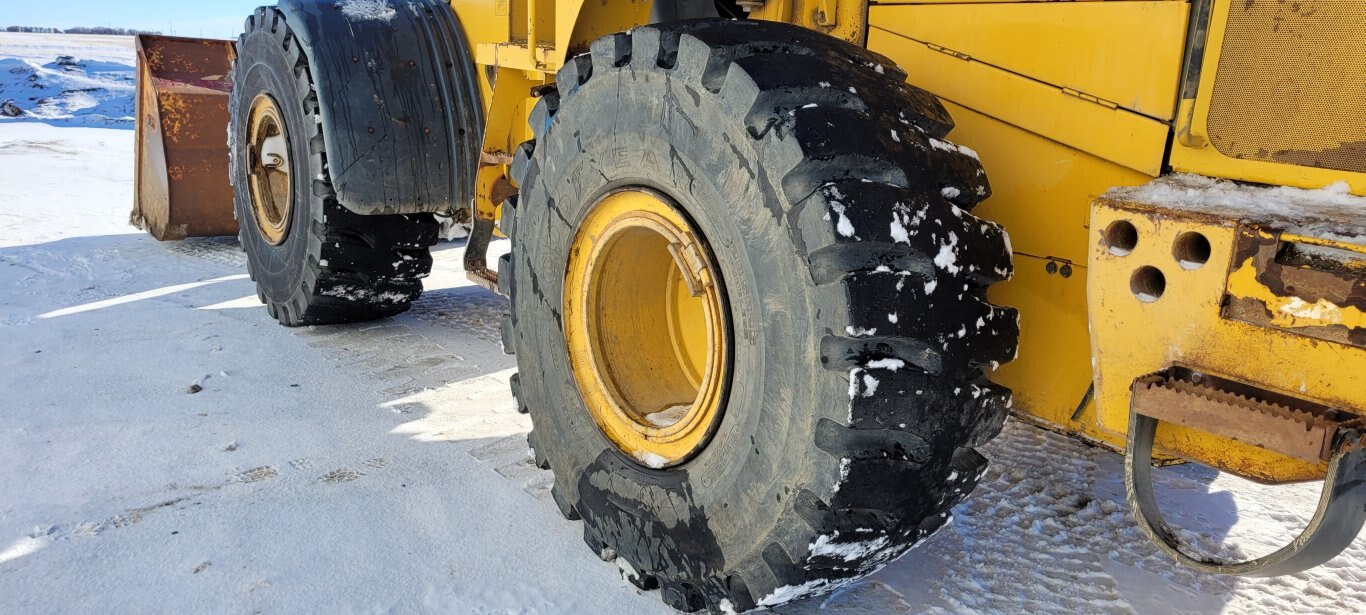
[1207,1,1366,174]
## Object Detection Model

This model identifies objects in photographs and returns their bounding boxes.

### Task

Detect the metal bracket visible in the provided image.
[1125,404,1366,576]
[926,43,971,61]
[464,217,499,293]
[1062,87,1120,110]
[666,233,714,298]
[815,0,838,26]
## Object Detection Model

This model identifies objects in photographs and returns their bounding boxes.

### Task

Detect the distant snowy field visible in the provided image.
[0,33,135,128]
[2,33,1364,614]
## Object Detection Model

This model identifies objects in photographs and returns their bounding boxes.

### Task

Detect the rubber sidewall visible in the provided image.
[231,28,317,305]
[514,66,850,591]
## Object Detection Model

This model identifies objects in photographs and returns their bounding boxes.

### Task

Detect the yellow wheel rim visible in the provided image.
[246,94,292,245]
[564,189,730,468]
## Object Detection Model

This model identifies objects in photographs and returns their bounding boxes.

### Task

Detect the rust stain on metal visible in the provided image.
[132,35,239,241]
[1131,370,1351,463]
[1223,226,1366,347]
[466,268,499,292]
[1271,139,1366,172]
[480,150,516,166]
[488,176,518,210]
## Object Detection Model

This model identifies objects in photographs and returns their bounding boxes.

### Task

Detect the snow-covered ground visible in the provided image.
[0,33,135,128]
[2,33,1365,614]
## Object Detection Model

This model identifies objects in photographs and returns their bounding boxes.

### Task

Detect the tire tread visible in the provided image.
[504,20,1016,612]
[231,7,438,327]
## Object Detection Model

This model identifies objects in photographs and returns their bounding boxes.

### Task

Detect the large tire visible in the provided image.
[230,7,438,326]
[503,20,1018,612]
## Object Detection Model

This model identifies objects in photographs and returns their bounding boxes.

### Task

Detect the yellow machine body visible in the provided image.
[858,0,1366,483]
[456,0,1366,483]
[120,0,1366,588]
[1088,192,1365,482]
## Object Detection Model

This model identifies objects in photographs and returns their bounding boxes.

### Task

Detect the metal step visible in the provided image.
[1130,368,1360,463]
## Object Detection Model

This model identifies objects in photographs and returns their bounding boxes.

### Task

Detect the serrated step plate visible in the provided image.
[1131,369,1357,463]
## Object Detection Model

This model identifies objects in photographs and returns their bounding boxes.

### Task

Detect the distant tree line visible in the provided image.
[4,26,162,35]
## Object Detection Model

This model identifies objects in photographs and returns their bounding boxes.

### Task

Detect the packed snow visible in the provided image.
[809,533,891,563]
[1107,173,1366,240]
[337,0,399,22]
[630,451,669,469]
[644,404,689,427]
[865,358,905,371]
[932,231,961,274]
[928,137,980,161]
[823,186,857,239]
[2,33,1366,614]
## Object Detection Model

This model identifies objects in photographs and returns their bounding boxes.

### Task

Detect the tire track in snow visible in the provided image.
[153,224,1366,612]
[286,246,545,501]
[163,237,540,500]
[781,420,1366,614]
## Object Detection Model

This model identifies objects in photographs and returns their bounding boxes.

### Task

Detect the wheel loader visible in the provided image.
[132,0,1366,610]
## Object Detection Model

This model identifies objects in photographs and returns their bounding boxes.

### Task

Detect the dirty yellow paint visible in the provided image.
[1088,195,1365,483]
[563,190,730,467]
[1171,0,1366,193]
[1227,259,1366,331]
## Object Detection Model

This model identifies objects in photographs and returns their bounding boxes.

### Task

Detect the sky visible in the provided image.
[5,1,267,39]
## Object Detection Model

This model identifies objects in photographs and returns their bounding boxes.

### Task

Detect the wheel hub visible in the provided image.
[563,189,730,468]
[246,94,292,245]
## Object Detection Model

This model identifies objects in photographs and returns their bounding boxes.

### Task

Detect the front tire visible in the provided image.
[503,21,1019,612]
[229,7,437,326]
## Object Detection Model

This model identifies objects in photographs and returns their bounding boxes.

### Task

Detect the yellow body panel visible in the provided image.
[452,0,1363,484]
[867,20,1171,175]
[472,68,544,225]
[867,2,1366,483]
[478,68,544,160]
[987,254,1102,437]
[1171,0,1366,194]
[465,0,653,72]
[459,0,654,220]
[941,102,1154,266]
[936,102,1154,450]
[866,7,1183,452]
[870,2,1188,120]
[874,0,1183,3]
[450,0,504,106]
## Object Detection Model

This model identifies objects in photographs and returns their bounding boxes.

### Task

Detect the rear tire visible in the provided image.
[229,7,437,326]
[504,20,1018,612]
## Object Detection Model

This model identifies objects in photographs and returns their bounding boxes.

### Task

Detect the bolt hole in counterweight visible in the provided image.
[563,189,731,469]
[1173,232,1212,269]
[1104,220,1139,256]
[1131,266,1167,302]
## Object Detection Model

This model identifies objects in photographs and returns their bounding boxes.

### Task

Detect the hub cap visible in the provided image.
[563,189,731,468]
[246,94,292,245]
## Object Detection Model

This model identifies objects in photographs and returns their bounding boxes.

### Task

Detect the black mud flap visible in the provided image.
[277,0,482,215]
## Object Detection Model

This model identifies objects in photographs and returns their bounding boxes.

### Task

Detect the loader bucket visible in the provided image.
[131,35,238,241]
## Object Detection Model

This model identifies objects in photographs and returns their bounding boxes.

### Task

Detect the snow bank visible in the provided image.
[0,35,135,128]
